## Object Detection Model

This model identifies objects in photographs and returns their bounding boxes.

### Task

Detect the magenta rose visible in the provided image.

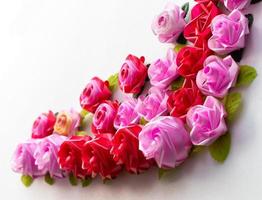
[31,111,56,139]
[222,0,251,11]
[196,55,239,98]
[80,77,111,113]
[187,96,227,146]
[34,134,67,178]
[118,54,147,94]
[208,10,249,55]
[139,116,192,169]
[148,49,179,89]
[92,101,118,134]
[151,2,186,43]
[11,140,44,177]
[135,87,168,121]
[114,97,140,129]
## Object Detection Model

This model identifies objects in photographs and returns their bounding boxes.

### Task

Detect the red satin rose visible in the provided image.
[184,1,220,48]
[58,136,91,179]
[91,101,118,134]
[176,46,211,79]
[80,77,111,113]
[167,79,203,122]
[82,134,122,180]
[111,125,153,174]
[118,54,147,94]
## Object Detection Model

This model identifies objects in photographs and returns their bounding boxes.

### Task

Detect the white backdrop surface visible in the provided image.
[0,0,262,200]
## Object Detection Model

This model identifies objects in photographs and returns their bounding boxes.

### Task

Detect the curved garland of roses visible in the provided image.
[12,0,259,187]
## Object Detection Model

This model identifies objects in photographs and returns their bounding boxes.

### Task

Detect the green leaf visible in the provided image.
[236,65,257,87]
[21,175,33,187]
[181,2,189,17]
[80,109,89,118]
[224,92,242,123]
[140,117,148,125]
[81,178,92,187]
[158,168,171,179]
[174,44,186,53]
[191,146,206,154]
[107,73,118,91]
[44,173,55,185]
[209,133,231,163]
[171,77,184,90]
[176,33,187,44]
[76,131,87,136]
[69,173,78,186]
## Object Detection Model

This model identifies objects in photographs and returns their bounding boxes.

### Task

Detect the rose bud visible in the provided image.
[31,111,56,139]
[187,96,227,146]
[80,77,111,113]
[111,125,153,174]
[91,101,118,134]
[139,116,192,169]
[118,54,147,94]
[82,134,122,180]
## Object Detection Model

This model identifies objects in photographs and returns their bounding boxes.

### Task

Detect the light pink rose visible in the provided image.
[34,134,67,178]
[148,49,179,89]
[196,55,239,98]
[92,101,118,134]
[11,140,45,177]
[222,0,251,11]
[31,111,56,139]
[187,96,227,146]
[139,116,192,169]
[208,10,249,55]
[151,2,186,43]
[114,98,140,129]
[135,87,168,121]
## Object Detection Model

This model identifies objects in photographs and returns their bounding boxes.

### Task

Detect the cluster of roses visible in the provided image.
[12,0,258,186]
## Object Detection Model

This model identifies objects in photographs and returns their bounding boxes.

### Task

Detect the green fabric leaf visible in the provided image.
[81,178,92,187]
[171,77,184,90]
[181,2,189,17]
[245,14,254,29]
[236,65,257,87]
[107,73,118,91]
[174,44,186,53]
[69,173,78,186]
[21,175,33,187]
[176,33,187,44]
[76,131,87,136]
[140,117,148,125]
[224,92,242,123]
[80,109,89,118]
[191,146,206,154]
[209,133,231,163]
[44,173,55,185]
[158,168,171,179]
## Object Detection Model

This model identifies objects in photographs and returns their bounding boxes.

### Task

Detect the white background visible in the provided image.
[0,0,262,199]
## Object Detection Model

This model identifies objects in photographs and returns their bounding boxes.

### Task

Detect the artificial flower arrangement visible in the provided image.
[12,0,260,187]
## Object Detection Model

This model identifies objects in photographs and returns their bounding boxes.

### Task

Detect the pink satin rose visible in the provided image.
[196,55,239,98]
[135,87,168,121]
[148,49,179,89]
[11,140,45,177]
[151,2,186,43]
[34,134,67,178]
[222,0,251,11]
[114,97,140,129]
[92,101,118,134]
[118,54,147,94]
[208,10,249,55]
[187,96,227,146]
[54,109,80,136]
[31,111,56,139]
[139,116,192,169]
[80,77,111,113]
